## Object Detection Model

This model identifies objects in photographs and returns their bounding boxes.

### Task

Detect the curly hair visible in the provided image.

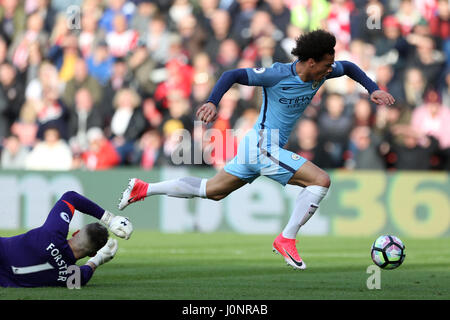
[291,30,336,62]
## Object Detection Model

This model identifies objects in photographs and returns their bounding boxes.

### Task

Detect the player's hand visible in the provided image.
[370,90,395,106]
[196,102,218,124]
[109,216,133,240]
[87,238,118,267]
[101,211,134,240]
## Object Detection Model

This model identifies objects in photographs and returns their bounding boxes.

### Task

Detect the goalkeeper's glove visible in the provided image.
[87,238,118,267]
[101,211,133,240]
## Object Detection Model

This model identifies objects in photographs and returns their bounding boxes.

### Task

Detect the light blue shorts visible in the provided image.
[224,128,307,186]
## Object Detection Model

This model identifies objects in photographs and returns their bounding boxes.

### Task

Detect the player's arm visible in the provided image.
[197,66,285,123]
[43,191,133,240]
[329,61,395,106]
[197,69,249,123]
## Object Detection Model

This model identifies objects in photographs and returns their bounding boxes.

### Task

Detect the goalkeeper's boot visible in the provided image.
[272,233,306,270]
[118,178,148,210]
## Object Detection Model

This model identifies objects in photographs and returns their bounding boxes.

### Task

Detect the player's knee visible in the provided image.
[315,171,331,188]
[208,193,228,201]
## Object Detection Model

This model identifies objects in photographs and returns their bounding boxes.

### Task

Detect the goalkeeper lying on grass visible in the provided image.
[0,191,133,287]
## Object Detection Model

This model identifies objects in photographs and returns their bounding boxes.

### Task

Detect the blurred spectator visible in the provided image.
[192,51,215,86]
[400,67,427,108]
[25,60,60,101]
[62,57,103,110]
[1,134,29,169]
[346,126,385,169]
[410,89,450,151]
[80,127,121,170]
[177,13,207,60]
[30,0,57,34]
[110,87,146,164]
[25,126,73,171]
[100,57,132,124]
[79,5,105,58]
[373,15,411,75]
[406,35,446,88]
[68,87,104,156]
[86,41,114,85]
[0,36,8,65]
[327,0,354,48]
[35,84,69,141]
[317,93,353,167]
[390,125,439,170]
[154,58,194,108]
[395,0,423,36]
[164,89,194,133]
[203,9,231,62]
[254,35,289,68]
[429,0,450,52]
[144,14,173,65]
[167,0,194,30]
[127,41,158,96]
[141,97,163,130]
[261,0,291,37]
[214,38,241,77]
[289,0,329,32]
[194,0,219,35]
[136,129,163,170]
[374,64,403,101]
[47,33,80,82]
[23,41,43,86]
[352,97,374,127]
[8,11,47,73]
[130,0,157,35]
[161,118,186,166]
[190,52,215,107]
[0,0,26,45]
[98,0,135,33]
[106,13,139,58]
[280,24,302,61]
[290,118,332,168]
[441,69,450,107]
[9,98,39,148]
[373,102,412,168]
[0,62,25,140]
[229,0,260,48]
[248,9,284,46]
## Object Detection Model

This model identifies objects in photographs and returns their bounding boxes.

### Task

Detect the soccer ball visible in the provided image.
[371,235,406,270]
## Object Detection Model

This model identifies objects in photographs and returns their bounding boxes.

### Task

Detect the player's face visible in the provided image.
[312,53,335,80]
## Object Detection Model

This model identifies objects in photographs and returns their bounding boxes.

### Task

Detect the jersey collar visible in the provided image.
[290,59,299,76]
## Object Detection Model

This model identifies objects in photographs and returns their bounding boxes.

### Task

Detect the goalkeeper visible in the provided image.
[0,191,133,287]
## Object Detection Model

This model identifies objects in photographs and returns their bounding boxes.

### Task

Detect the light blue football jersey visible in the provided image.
[245,60,345,146]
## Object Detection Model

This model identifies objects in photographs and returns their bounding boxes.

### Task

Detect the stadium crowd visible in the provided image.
[0,0,449,172]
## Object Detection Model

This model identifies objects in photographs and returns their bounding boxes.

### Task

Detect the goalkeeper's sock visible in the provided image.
[282,185,328,239]
[147,177,208,199]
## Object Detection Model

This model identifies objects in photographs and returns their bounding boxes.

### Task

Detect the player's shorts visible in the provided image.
[224,128,307,186]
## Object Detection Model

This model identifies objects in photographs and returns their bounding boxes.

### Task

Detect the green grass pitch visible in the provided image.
[1,230,449,300]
